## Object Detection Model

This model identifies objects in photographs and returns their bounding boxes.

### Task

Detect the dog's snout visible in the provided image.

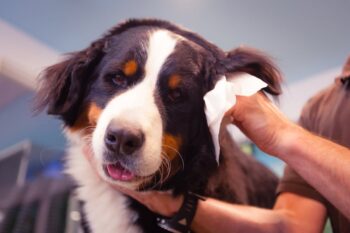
[104,125,144,156]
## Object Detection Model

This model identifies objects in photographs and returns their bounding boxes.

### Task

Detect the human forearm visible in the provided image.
[230,94,350,219]
[191,198,288,233]
[276,126,350,219]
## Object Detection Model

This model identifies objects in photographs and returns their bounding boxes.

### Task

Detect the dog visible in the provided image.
[35,19,281,233]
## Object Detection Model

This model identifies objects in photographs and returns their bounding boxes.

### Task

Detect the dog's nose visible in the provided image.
[104,125,144,155]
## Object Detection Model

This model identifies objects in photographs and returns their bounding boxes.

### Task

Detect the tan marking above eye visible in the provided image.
[123,60,138,76]
[168,74,182,89]
[162,133,182,160]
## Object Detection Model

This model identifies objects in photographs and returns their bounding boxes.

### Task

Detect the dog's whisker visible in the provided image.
[155,152,172,188]
[147,154,172,190]
[157,161,164,186]
[147,174,160,190]
[80,125,96,136]
[161,153,172,182]
[159,156,168,185]
[162,144,185,170]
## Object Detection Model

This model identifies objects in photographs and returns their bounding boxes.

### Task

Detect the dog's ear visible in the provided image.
[223,47,282,95]
[34,42,104,125]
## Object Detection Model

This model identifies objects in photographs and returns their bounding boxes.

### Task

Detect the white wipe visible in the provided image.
[204,73,268,163]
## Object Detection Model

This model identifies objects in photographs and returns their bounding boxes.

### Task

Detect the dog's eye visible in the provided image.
[168,89,183,103]
[108,72,128,88]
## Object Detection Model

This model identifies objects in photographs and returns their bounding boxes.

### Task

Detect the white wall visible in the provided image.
[280,67,341,121]
[0,20,59,89]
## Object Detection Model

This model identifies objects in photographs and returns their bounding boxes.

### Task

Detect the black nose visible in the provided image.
[104,126,144,156]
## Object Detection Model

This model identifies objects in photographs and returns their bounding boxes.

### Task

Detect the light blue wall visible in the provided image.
[0,92,66,151]
[1,0,350,81]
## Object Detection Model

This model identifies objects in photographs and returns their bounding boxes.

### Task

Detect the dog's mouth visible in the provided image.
[103,162,136,182]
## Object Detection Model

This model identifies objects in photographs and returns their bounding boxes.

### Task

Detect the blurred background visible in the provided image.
[0,1,349,232]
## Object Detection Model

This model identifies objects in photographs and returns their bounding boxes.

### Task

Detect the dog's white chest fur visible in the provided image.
[65,144,143,233]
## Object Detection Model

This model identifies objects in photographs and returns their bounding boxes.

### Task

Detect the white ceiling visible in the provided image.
[1,0,349,83]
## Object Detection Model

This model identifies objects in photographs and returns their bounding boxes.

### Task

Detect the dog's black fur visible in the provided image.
[36,19,281,233]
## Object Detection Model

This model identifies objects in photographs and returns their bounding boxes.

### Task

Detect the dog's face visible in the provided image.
[35,19,281,191]
[88,28,214,189]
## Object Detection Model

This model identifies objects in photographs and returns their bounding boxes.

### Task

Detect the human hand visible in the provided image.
[119,189,184,217]
[226,93,299,156]
[82,145,184,217]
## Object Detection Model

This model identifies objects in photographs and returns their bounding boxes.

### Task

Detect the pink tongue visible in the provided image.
[106,163,135,181]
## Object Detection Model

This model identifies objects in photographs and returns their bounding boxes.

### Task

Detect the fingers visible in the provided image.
[115,189,183,217]
[228,92,272,121]
[226,94,257,122]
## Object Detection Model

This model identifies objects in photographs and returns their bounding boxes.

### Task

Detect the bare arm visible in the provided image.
[117,186,326,233]
[191,193,326,233]
[229,93,350,219]
[276,126,350,219]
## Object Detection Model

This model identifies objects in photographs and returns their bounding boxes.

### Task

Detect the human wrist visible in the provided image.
[167,194,185,217]
[273,124,308,160]
[157,192,204,232]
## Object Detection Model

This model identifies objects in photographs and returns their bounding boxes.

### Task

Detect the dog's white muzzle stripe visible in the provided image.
[204,73,268,164]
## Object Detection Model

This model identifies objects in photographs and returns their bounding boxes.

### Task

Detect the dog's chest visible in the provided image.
[65,144,143,233]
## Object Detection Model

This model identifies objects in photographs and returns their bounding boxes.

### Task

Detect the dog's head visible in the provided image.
[35,19,281,191]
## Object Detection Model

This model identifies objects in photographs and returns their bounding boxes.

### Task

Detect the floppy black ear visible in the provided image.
[34,42,104,125]
[224,47,282,95]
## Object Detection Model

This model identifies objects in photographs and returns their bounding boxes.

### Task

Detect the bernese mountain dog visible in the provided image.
[35,19,281,233]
